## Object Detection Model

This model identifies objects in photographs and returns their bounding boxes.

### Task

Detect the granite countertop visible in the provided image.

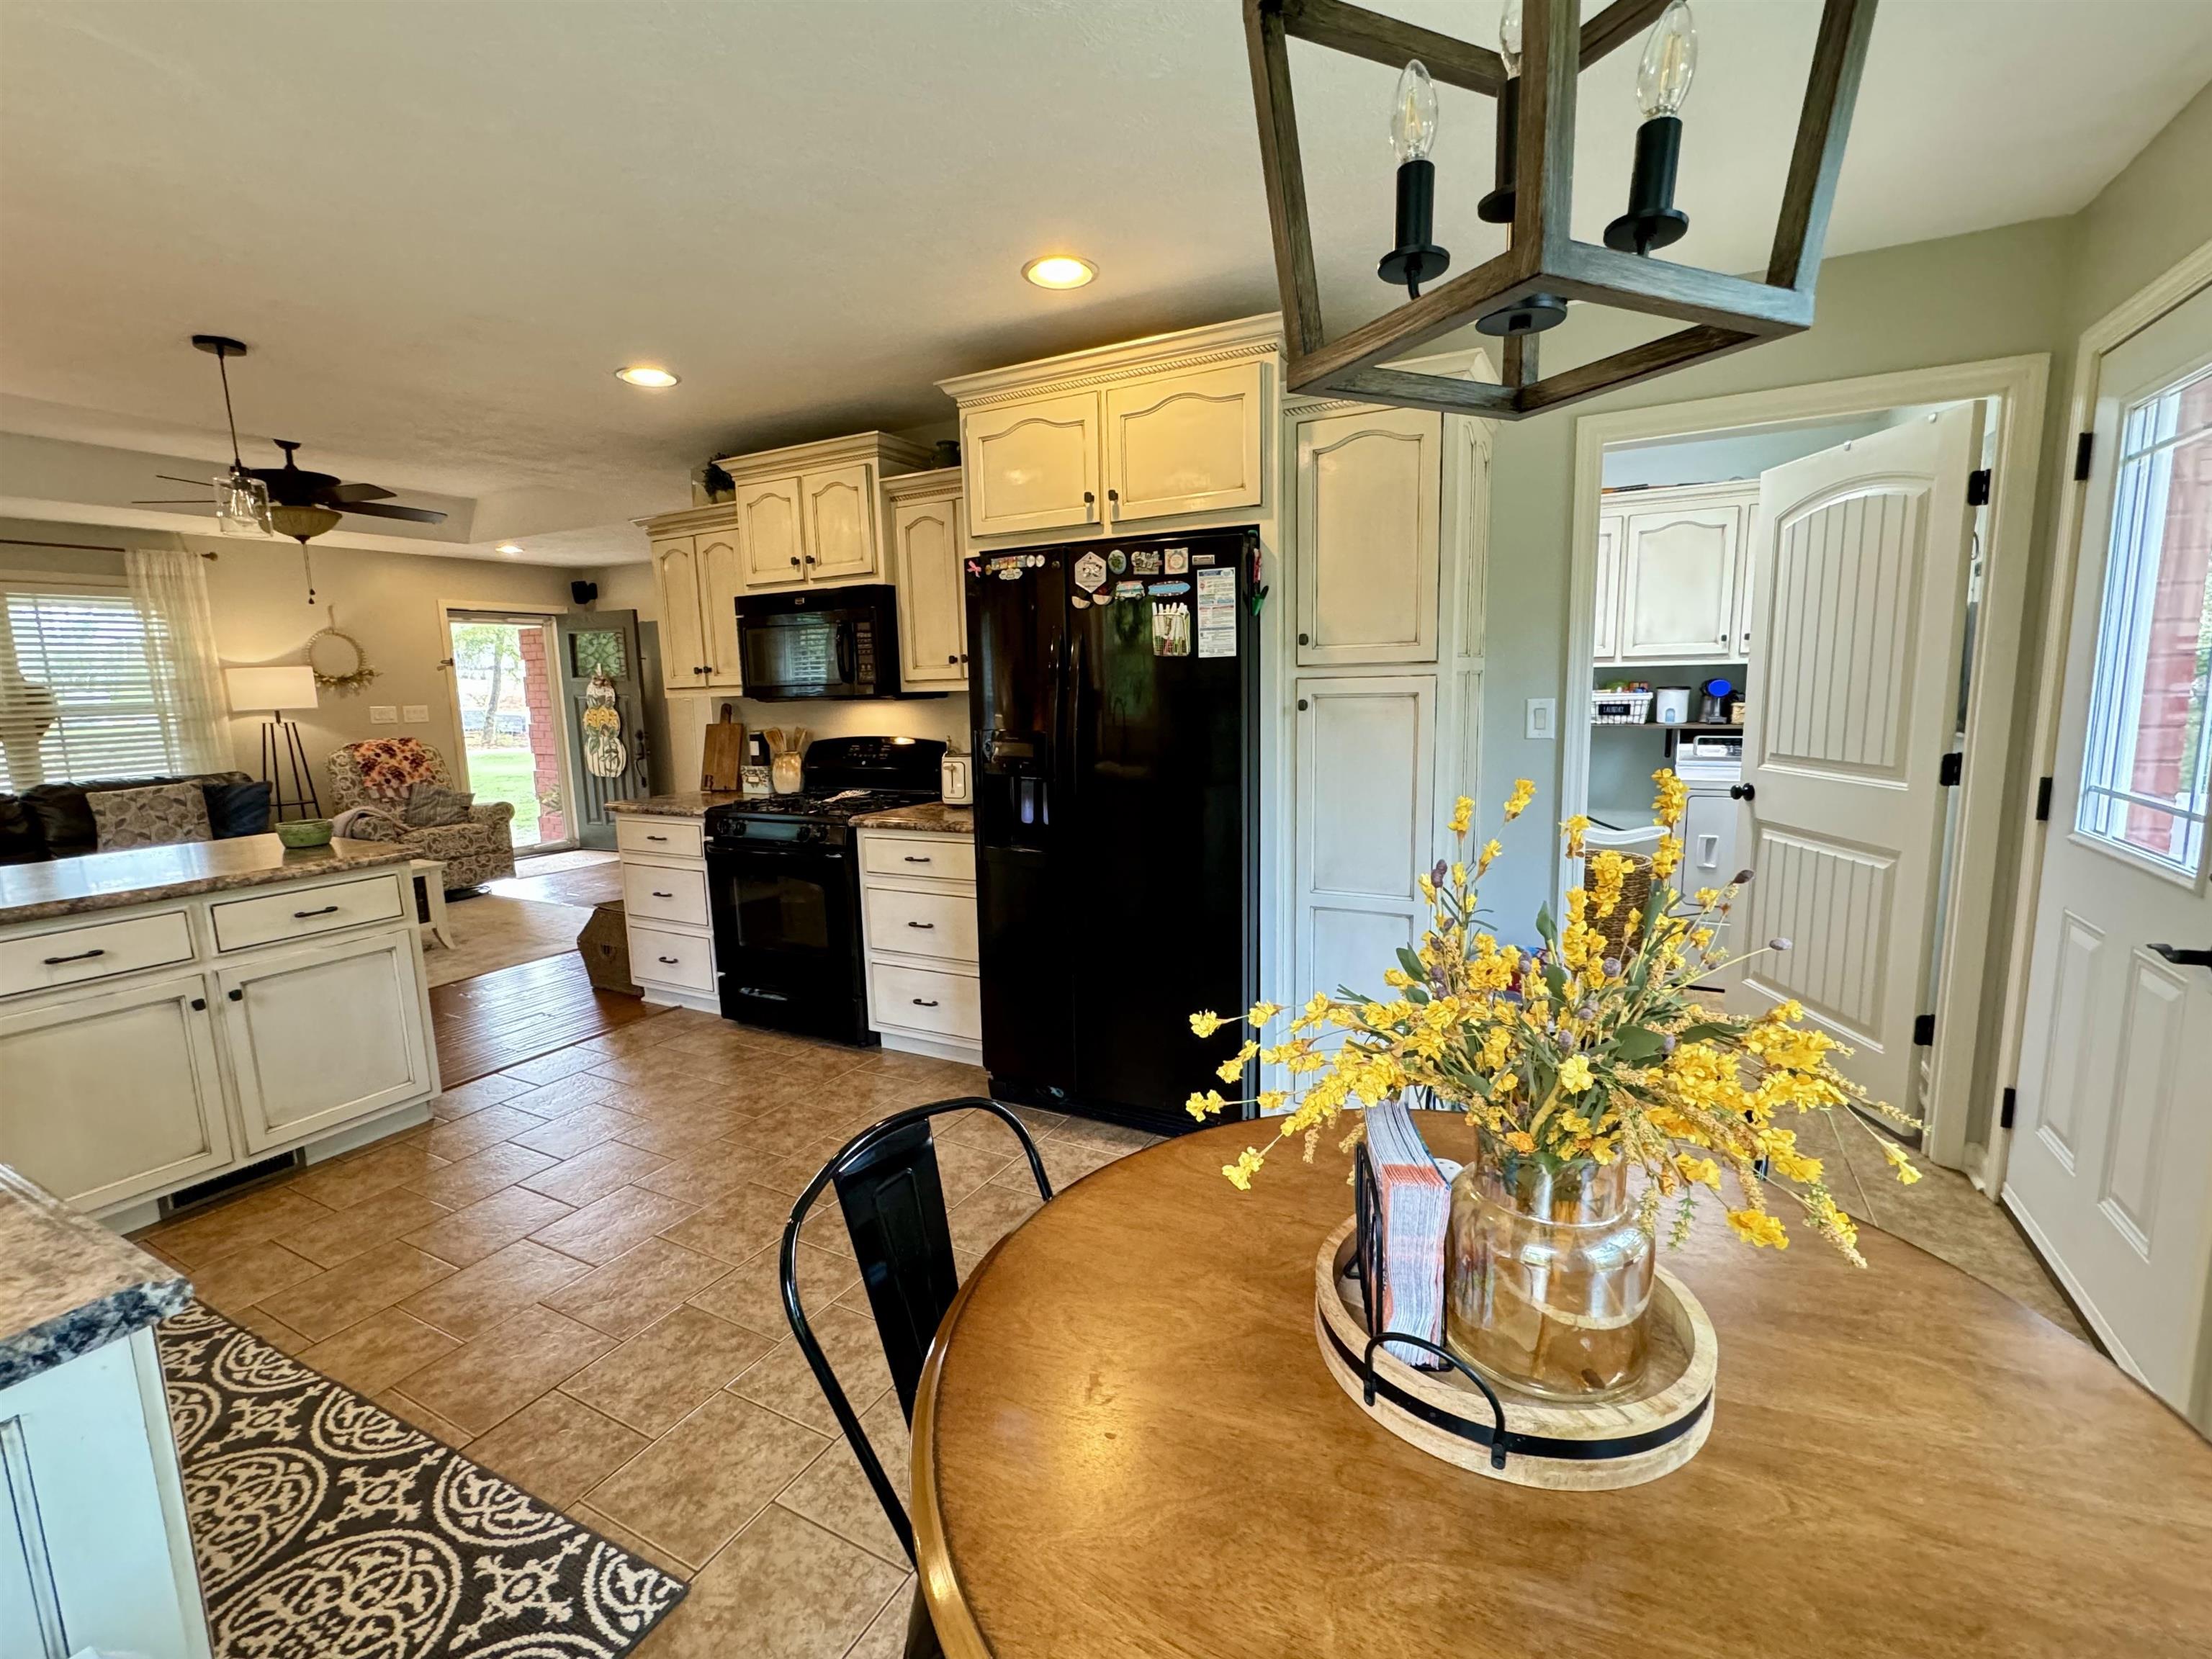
[852,801,975,835]
[608,792,743,818]
[0,1164,190,1390]
[0,835,412,927]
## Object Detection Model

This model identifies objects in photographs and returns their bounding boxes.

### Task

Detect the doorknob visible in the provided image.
[1729,783,1755,801]
[2148,942,2212,971]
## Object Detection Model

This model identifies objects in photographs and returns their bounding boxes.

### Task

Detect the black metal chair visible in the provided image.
[780,1096,1054,1656]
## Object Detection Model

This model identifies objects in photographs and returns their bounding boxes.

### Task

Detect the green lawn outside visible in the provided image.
[460,747,545,847]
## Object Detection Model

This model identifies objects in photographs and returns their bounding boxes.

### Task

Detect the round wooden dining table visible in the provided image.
[911,1117,2212,1658]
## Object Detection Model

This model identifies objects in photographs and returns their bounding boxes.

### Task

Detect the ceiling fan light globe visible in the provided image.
[267,503,341,543]
[215,473,272,536]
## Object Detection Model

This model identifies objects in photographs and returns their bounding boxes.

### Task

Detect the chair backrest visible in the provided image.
[781,1096,1053,1565]
[328,737,450,810]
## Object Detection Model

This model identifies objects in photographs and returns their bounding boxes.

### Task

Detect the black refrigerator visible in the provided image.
[966,527,1258,1136]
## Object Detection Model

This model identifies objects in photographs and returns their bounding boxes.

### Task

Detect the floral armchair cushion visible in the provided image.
[326,739,517,890]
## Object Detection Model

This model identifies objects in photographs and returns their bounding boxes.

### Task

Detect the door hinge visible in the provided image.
[2074,431,2095,481]
[2035,775,2054,821]
[1966,468,1992,507]
[2000,1086,2018,1130]
[1912,1012,1936,1047]
[1938,751,1963,787]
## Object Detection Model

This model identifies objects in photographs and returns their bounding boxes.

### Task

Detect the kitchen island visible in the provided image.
[0,835,439,1228]
[0,1161,210,1657]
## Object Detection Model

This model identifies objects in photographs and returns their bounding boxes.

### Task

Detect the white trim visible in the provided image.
[1984,235,2212,1198]
[1563,354,2050,1173]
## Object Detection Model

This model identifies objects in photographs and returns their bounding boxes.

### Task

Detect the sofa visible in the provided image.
[326,738,516,891]
[0,771,272,864]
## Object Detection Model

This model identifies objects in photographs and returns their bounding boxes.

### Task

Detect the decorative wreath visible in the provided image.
[305,625,379,692]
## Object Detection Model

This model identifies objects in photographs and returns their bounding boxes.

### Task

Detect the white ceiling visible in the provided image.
[2,0,2208,564]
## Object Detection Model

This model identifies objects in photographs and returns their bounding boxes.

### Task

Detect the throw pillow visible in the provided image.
[202,779,274,839]
[0,795,43,864]
[89,782,213,851]
[403,781,475,827]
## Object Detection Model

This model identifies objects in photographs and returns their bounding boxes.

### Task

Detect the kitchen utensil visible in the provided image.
[702,702,745,793]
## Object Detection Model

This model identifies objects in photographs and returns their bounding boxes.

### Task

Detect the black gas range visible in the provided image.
[703,736,945,1043]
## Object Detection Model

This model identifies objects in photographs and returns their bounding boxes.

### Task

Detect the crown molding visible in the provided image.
[711,430,936,485]
[880,465,964,505]
[938,314,1284,409]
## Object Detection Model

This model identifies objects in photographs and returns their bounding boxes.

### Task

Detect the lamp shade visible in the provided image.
[225,665,320,713]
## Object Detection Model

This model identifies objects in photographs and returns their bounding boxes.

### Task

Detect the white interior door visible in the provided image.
[1293,677,1435,1008]
[2005,282,2212,1429]
[1736,405,1983,1116]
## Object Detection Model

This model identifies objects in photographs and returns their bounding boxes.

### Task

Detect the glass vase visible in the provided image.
[1444,1149,1655,1401]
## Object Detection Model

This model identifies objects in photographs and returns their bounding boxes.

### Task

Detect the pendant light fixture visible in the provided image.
[1242,0,1879,420]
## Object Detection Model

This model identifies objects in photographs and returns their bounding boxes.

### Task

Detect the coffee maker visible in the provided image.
[1699,677,1735,724]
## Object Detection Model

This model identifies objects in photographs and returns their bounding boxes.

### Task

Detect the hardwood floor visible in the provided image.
[430,952,668,1084]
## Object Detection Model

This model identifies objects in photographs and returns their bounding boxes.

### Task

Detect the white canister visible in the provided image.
[940,753,973,806]
[1653,687,1692,724]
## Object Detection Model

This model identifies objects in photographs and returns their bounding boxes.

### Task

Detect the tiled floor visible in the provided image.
[135,1009,1159,1658]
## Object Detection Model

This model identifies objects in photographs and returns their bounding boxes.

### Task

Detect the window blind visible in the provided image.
[0,585,183,791]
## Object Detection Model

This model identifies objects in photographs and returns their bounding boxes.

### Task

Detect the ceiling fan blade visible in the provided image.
[338,500,447,524]
[132,499,218,506]
[155,474,215,488]
[331,481,396,503]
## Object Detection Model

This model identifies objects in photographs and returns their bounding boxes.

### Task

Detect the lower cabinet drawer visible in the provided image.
[211,872,405,952]
[864,884,979,964]
[617,815,705,859]
[870,961,980,1042]
[0,909,194,999]
[622,860,711,927]
[859,834,974,884]
[629,922,715,992]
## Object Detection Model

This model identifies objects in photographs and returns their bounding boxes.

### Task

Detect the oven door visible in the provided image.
[705,832,871,1041]
[737,611,857,699]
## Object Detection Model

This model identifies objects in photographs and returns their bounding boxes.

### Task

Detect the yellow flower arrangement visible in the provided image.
[1187,769,1922,1264]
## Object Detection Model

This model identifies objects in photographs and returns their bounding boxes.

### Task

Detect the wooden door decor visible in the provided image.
[1243,0,1877,418]
[580,672,626,778]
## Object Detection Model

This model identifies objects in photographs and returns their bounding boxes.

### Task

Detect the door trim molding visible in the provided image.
[1563,352,2051,1174]
[1986,235,2212,1202]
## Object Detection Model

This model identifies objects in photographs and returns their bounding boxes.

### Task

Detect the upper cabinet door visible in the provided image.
[961,392,1100,539]
[1104,361,1266,525]
[738,477,806,588]
[1617,503,1742,660]
[801,464,878,582]
[1292,406,1440,667]
[651,536,708,691]
[1593,513,1624,662]
[698,531,745,690]
[894,495,967,687]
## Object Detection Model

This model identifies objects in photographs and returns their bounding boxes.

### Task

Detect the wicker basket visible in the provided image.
[1591,853,1655,958]
[1592,688,1653,725]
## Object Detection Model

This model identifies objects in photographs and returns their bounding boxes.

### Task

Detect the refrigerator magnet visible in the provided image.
[1113,580,1145,604]
[1073,551,1108,593]
[1164,548,1190,575]
[1070,593,1091,608]
[1130,548,1163,577]
[1192,552,1217,566]
[1147,579,1190,598]
[1107,549,1128,575]
[1151,601,1192,656]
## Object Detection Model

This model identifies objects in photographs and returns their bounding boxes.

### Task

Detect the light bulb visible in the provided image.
[1637,0,1697,119]
[1498,0,1523,78]
[1390,60,1439,163]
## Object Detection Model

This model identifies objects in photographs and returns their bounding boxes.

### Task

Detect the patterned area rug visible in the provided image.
[156,1303,685,1658]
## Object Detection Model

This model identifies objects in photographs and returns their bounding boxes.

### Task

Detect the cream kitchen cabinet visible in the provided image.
[857,827,979,1061]
[614,809,718,1013]
[943,315,1281,545]
[1593,481,1758,667]
[1292,405,1441,667]
[737,477,806,587]
[698,432,933,595]
[647,517,744,693]
[885,467,968,688]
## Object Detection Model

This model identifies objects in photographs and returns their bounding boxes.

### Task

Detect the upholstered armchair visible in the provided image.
[325,738,516,891]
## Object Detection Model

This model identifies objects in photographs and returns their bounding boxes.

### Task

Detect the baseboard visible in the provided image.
[878,1028,982,1066]
[639,985,719,1015]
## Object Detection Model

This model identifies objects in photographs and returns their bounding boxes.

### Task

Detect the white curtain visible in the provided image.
[127,547,231,775]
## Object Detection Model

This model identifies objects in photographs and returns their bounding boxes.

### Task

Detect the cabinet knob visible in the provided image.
[804,554,816,565]
[790,556,801,567]
[948,653,958,664]
[959,652,967,662]
[1298,632,1310,646]
[1297,698,1309,712]
[228,987,244,1001]
[191,997,207,1011]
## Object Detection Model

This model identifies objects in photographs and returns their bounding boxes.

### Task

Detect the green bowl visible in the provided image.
[276,818,335,849]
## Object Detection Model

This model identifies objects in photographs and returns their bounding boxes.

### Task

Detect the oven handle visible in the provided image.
[708,842,842,864]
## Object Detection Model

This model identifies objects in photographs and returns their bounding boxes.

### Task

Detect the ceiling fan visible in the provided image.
[132,335,449,600]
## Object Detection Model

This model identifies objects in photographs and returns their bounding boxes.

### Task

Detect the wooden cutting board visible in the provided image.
[701,706,745,792]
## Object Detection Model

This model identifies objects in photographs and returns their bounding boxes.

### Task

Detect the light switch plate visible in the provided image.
[369,706,398,725]
[1525,697,1557,741]
[402,704,430,723]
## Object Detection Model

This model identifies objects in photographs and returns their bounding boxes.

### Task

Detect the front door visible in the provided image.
[557,609,650,850]
[2005,280,2212,1430]
[1735,405,1983,1117]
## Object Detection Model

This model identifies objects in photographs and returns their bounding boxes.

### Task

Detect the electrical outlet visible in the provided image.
[1525,697,1558,741]
[369,706,398,725]
[402,704,430,724]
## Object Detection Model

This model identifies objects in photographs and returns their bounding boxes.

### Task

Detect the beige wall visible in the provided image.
[1,516,580,792]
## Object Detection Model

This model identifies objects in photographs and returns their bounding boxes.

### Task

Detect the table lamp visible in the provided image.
[225,665,322,819]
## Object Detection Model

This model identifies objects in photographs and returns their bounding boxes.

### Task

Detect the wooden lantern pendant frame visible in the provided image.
[1243,0,1879,419]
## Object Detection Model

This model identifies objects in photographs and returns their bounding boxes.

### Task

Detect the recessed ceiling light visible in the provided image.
[1022,255,1096,290]
[615,365,680,387]
[495,543,523,556]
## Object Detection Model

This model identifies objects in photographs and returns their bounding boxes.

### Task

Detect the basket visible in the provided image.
[1591,688,1653,725]
[1592,853,1655,958]
[576,900,641,997]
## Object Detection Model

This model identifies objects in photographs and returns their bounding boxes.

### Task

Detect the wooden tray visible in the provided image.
[1313,1216,1717,1490]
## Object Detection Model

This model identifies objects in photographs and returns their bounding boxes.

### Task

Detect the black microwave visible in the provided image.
[734,583,903,700]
